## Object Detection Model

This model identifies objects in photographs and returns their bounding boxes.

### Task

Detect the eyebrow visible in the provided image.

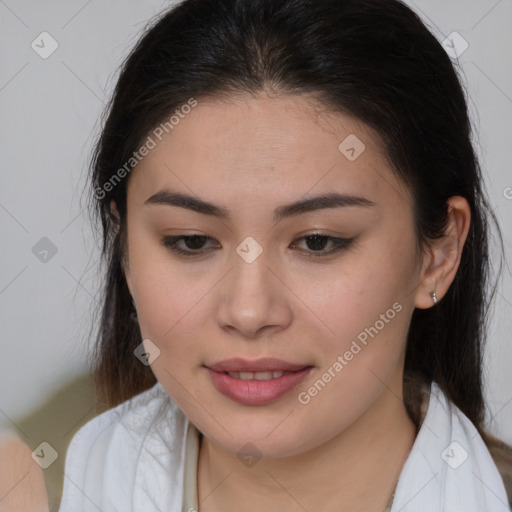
[144,189,375,222]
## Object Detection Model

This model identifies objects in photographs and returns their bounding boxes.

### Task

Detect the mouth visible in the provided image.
[204,362,314,405]
[205,356,311,373]
[222,370,296,380]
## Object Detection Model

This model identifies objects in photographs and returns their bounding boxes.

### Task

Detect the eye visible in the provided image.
[161,233,354,258]
[161,234,218,257]
[290,233,354,258]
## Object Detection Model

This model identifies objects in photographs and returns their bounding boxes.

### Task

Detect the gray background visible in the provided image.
[0,0,511,507]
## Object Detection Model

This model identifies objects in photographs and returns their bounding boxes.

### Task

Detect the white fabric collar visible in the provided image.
[390,381,509,511]
[58,380,510,511]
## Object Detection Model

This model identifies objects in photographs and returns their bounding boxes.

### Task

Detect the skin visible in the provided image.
[112,93,470,511]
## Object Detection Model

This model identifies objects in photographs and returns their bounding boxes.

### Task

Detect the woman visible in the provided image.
[57,0,512,510]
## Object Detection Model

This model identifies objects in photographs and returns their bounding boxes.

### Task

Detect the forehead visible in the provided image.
[128,93,408,212]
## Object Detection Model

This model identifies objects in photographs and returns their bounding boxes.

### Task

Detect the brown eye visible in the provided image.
[161,235,218,256]
[290,234,354,258]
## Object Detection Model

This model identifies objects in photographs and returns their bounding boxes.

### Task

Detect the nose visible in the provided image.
[216,249,293,339]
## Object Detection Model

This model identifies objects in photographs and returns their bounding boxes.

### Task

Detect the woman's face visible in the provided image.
[120,93,427,457]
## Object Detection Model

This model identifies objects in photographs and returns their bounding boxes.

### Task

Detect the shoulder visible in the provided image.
[59,382,188,511]
[0,430,49,511]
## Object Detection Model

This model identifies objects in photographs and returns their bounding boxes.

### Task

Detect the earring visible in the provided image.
[431,291,438,304]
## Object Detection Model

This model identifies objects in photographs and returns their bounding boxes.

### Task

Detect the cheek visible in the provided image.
[135,273,207,352]
[292,261,392,335]
[127,227,196,326]
[133,265,207,403]
[296,250,413,366]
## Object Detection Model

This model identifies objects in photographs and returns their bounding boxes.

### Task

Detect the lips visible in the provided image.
[204,357,313,404]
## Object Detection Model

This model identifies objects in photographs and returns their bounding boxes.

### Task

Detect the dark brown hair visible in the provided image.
[85,0,511,495]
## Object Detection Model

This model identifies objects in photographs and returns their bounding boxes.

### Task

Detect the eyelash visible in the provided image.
[161,233,354,259]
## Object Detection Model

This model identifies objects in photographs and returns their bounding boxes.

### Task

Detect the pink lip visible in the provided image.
[205,366,313,405]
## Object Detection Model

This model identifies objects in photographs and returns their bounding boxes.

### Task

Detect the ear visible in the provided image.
[110,200,135,299]
[110,199,121,235]
[414,196,471,309]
